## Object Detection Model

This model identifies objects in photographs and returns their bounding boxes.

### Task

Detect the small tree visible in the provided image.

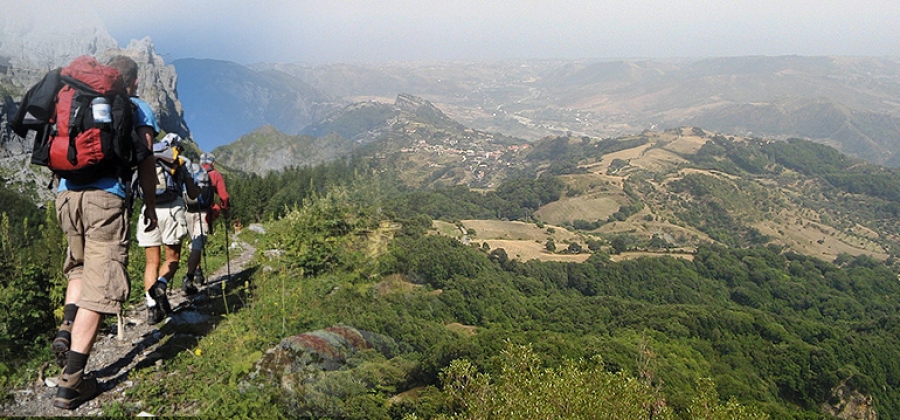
[611,236,628,254]
[489,248,508,265]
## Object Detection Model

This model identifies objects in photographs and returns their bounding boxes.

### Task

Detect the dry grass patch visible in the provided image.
[535,195,622,226]
[446,323,478,336]
[373,274,420,297]
[433,220,463,237]
[483,239,591,263]
[461,220,578,242]
[754,220,889,262]
[598,142,651,169]
[628,147,687,172]
[663,134,709,155]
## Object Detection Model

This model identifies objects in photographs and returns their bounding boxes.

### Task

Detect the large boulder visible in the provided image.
[241,325,404,417]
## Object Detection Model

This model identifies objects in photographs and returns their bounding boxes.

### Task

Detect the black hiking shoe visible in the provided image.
[181,275,198,296]
[53,369,98,410]
[149,280,171,314]
[51,322,72,367]
[147,305,165,325]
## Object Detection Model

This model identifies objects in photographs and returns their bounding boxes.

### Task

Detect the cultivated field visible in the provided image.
[433,219,593,263]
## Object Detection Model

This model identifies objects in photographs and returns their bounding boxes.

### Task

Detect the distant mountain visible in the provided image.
[249,56,900,167]
[215,93,520,183]
[172,58,339,151]
[212,125,355,174]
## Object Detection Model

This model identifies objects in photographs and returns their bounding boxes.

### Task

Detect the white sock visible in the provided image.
[146,291,156,307]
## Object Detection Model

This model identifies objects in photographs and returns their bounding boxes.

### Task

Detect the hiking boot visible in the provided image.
[51,322,72,367]
[147,305,165,325]
[196,268,205,285]
[181,275,198,296]
[149,280,171,314]
[53,369,98,410]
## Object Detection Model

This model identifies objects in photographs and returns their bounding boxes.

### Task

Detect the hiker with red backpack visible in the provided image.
[11,55,160,410]
[181,152,229,295]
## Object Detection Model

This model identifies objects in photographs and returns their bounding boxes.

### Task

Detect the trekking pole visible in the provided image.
[199,210,209,285]
[222,212,232,315]
[224,212,232,282]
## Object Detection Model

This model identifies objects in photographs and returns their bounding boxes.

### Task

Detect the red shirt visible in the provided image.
[202,164,229,209]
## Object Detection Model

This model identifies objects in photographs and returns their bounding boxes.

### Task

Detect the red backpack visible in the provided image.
[37,56,137,182]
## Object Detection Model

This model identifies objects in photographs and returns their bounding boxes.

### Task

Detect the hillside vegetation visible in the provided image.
[6,124,900,417]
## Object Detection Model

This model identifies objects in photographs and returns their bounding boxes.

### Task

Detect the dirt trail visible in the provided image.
[1,227,258,417]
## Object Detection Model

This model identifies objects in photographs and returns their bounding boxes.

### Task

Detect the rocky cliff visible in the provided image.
[98,38,189,138]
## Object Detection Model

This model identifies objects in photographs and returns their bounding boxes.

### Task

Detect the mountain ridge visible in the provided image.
[232,56,900,167]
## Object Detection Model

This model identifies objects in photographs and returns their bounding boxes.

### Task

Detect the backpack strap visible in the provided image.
[60,75,103,97]
[66,94,91,166]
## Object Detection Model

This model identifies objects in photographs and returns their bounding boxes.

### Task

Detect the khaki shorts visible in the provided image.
[185,210,209,252]
[137,197,188,247]
[56,189,130,315]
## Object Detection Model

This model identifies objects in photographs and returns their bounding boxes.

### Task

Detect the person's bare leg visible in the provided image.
[144,246,161,292]
[68,308,101,354]
[65,278,82,303]
[161,243,182,281]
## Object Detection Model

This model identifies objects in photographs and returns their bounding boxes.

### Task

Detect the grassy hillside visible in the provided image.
[106,186,898,417]
[7,123,900,417]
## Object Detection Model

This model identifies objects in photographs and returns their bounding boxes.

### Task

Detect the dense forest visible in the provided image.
[4,134,900,417]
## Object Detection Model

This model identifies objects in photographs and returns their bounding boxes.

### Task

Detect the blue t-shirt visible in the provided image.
[58,97,159,197]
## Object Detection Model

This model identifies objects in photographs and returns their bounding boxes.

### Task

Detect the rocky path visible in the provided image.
[1,227,258,417]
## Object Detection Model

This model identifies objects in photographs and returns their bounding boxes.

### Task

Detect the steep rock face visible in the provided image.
[98,38,189,137]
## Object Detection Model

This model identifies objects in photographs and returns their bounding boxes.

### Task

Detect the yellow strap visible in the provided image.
[170,147,181,175]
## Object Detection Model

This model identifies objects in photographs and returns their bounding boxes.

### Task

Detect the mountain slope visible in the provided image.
[212,125,355,174]
[172,58,339,150]
[215,93,520,181]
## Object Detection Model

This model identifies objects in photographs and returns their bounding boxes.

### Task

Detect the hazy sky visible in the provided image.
[6,0,900,65]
